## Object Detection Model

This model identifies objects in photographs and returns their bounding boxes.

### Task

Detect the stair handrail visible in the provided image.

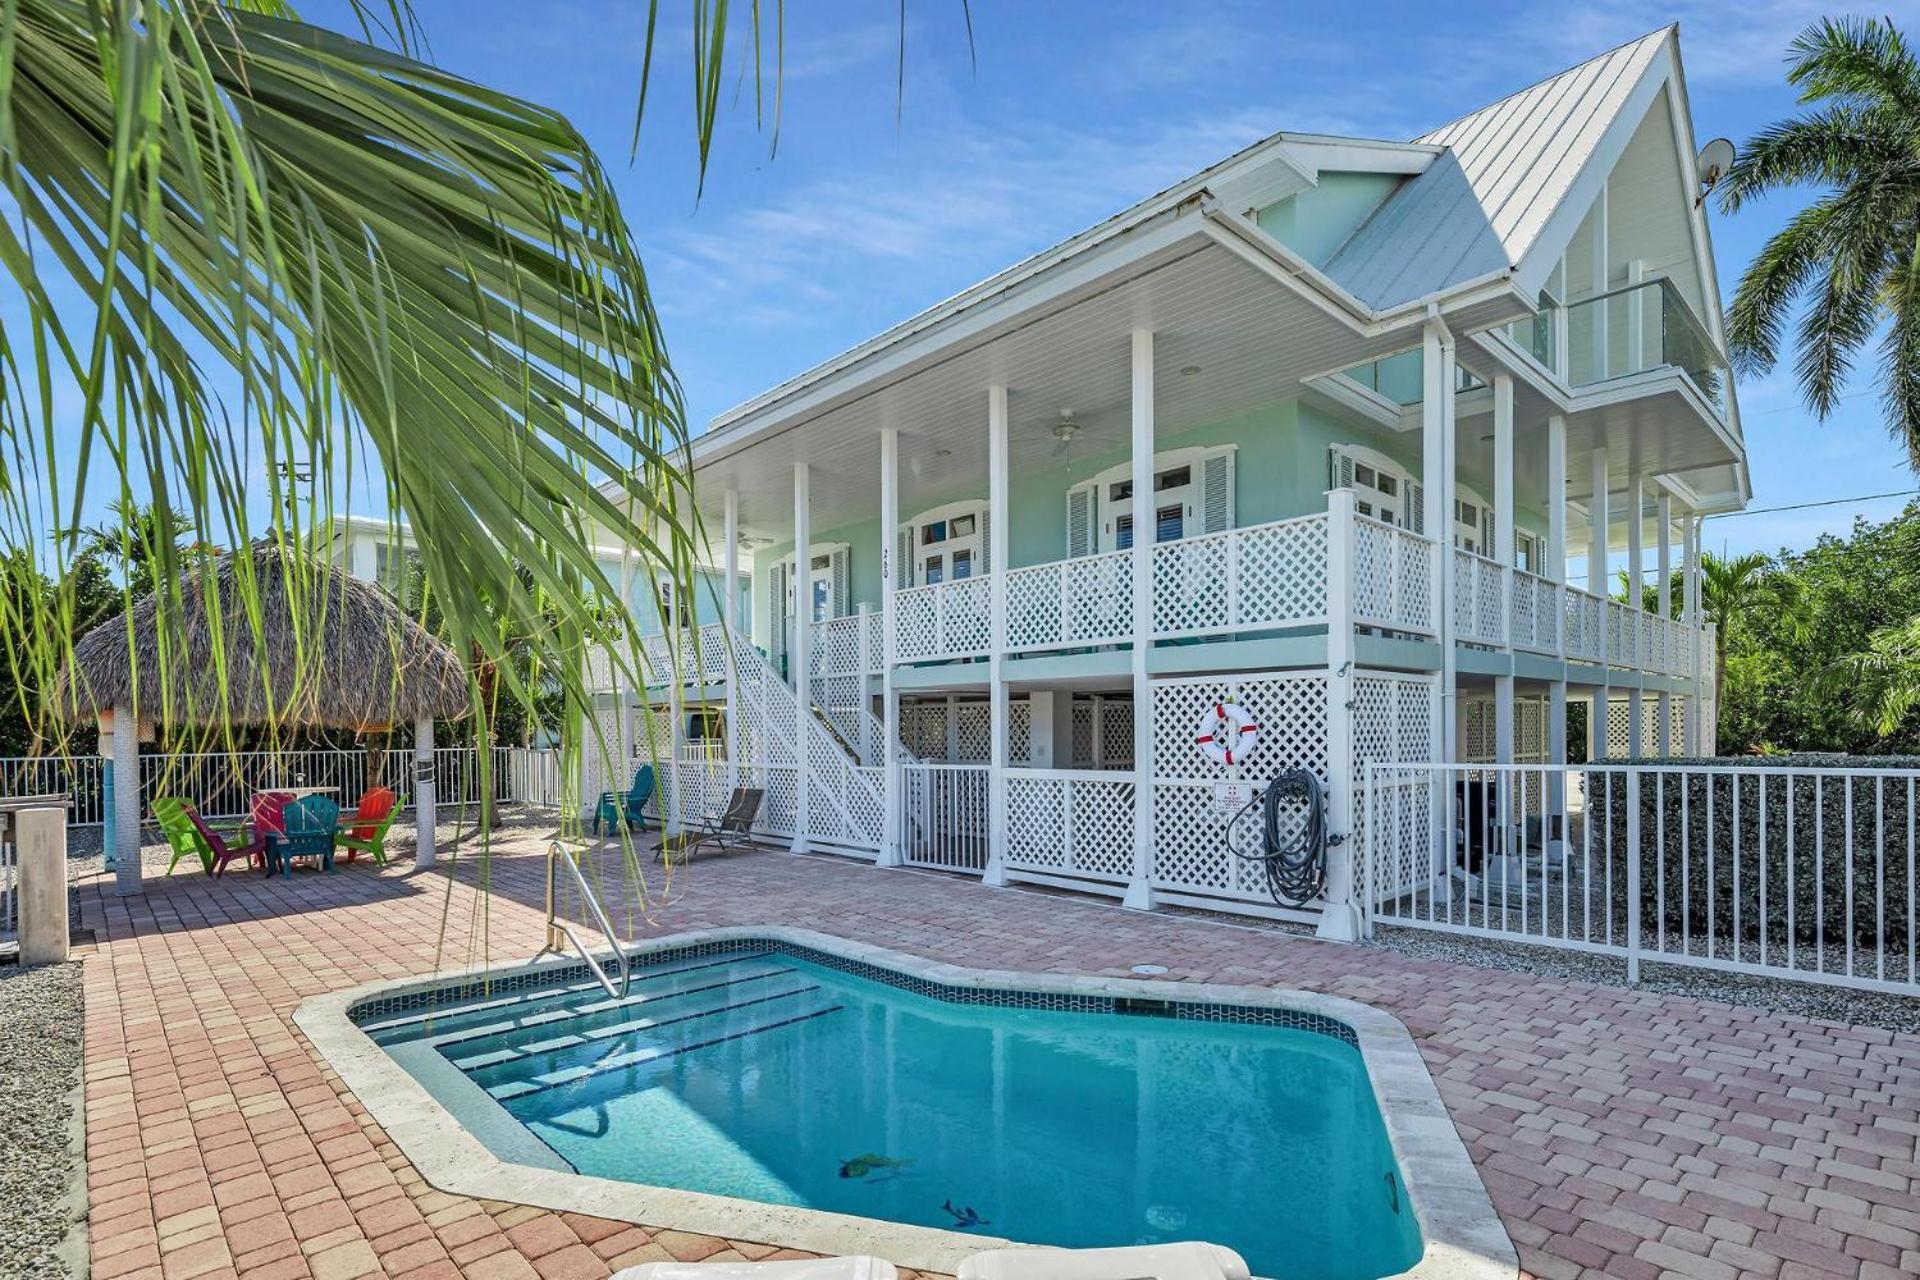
[541,841,631,1000]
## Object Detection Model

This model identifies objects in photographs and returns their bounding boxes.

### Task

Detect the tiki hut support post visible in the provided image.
[109,705,142,895]
[414,716,436,868]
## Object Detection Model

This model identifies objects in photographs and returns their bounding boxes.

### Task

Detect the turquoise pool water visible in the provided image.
[361,946,1422,1280]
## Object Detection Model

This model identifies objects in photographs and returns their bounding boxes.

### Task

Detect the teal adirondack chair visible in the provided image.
[268,795,339,876]
[593,765,655,835]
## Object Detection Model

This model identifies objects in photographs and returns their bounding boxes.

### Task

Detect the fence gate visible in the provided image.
[1362,762,1920,995]
[901,764,989,873]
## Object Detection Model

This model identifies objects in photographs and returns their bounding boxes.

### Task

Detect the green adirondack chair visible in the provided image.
[152,796,214,875]
[334,787,401,866]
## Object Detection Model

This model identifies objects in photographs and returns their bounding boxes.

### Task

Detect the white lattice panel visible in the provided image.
[893,587,940,661]
[1070,700,1095,766]
[954,703,990,762]
[1008,700,1031,765]
[1005,772,1135,882]
[1353,517,1438,634]
[1152,515,1327,638]
[1005,561,1065,651]
[1148,671,1329,902]
[1350,671,1438,909]
[1100,699,1135,769]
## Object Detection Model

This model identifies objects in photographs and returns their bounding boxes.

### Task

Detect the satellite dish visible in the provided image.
[1696,138,1736,193]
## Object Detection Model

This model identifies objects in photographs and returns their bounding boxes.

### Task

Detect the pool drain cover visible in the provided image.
[1130,963,1169,975]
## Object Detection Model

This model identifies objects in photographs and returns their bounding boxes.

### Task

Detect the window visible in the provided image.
[1110,480,1133,502]
[921,520,947,545]
[1115,514,1134,551]
[949,514,976,538]
[952,549,973,579]
[924,553,944,584]
[1156,503,1184,542]
[1155,465,1191,492]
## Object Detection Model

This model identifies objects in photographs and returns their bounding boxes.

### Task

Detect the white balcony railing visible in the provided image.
[1508,569,1561,654]
[1564,589,1605,663]
[806,610,883,678]
[1151,512,1330,639]
[1352,515,1437,636]
[1004,547,1133,653]
[893,574,993,662]
[1452,549,1507,646]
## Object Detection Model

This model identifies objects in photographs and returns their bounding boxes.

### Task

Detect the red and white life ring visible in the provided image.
[1194,701,1260,767]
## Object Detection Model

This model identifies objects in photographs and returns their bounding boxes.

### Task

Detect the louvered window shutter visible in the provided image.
[894,527,913,588]
[1328,445,1356,490]
[980,509,992,574]
[1481,507,1496,555]
[769,562,789,665]
[830,547,850,617]
[1066,484,1095,558]
[1201,450,1235,533]
[1406,481,1426,534]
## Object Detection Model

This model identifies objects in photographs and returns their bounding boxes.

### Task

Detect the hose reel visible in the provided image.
[1226,768,1332,909]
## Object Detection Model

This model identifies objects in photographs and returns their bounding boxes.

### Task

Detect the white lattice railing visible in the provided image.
[1004,549,1134,652]
[1508,570,1560,653]
[1452,550,1507,646]
[1151,513,1329,639]
[1352,516,1437,635]
[1564,589,1605,662]
[806,612,882,678]
[893,575,993,662]
[1004,768,1136,883]
[901,764,988,872]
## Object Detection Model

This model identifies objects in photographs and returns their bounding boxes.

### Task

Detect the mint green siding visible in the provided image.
[1254,172,1402,267]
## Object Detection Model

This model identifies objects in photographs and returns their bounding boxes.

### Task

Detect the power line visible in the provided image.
[1706,489,1919,520]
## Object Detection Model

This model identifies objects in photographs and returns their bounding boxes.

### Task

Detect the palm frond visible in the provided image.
[1787,15,1920,117]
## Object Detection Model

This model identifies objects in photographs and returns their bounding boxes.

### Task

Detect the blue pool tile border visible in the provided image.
[346,937,1358,1049]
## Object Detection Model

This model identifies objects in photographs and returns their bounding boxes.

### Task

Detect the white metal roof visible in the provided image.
[1325,27,1674,310]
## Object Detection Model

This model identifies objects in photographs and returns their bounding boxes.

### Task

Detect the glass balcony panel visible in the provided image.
[1563,279,1730,421]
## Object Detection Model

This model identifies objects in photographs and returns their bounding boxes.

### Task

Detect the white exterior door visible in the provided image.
[1070,446,1235,555]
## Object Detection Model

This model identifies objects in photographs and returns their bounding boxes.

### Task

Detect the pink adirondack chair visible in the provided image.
[185,792,286,877]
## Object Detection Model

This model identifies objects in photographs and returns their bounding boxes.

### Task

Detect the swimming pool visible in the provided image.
[306,929,1514,1280]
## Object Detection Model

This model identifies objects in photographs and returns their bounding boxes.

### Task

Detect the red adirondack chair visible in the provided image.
[186,791,287,877]
[336,787,398,864]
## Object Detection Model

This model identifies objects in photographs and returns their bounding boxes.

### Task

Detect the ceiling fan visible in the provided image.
[1049,409,1082,457]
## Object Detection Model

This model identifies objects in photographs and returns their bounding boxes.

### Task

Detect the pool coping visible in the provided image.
[294,926,1519,1279]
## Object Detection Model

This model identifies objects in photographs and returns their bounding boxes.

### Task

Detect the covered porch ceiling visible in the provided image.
[691,229,1469,545]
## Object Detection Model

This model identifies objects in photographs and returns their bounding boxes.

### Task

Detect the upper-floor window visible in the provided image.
[897,501,987,587]
[1069,446,1234,557]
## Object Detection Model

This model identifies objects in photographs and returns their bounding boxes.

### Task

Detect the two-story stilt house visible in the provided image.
[599,25,1749,934]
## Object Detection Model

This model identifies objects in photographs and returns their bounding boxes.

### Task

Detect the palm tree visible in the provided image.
[1698,551,1800,714]
[1826,616,1920,737]
[1718,16,1920,469]
[0,1,777,771]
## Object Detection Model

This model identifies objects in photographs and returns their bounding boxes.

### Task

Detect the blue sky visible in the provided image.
[26,0,1920,559]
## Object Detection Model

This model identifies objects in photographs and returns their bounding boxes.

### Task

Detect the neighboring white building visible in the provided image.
[621,29,1747,930]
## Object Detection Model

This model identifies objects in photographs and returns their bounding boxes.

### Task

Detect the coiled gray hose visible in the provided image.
[1226,769,1327,908]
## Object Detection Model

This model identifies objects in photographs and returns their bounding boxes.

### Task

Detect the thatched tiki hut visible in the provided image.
[54,543,470,893]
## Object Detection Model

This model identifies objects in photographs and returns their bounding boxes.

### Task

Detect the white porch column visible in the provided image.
[985,384,1012,888]
[108,708,141,893]
[1318,487,1360,942]
[1491,373,1516,804]
[878,429,904,867]
[413,715,436,869]
[723,488,742,794]
[1626,473,1645,758]
[1545,414,1568,858]
[1656,491,1673,757]
[1423,317,1458,763]
[1124,329,1157,911]
[791,462,811,853]
[1588,447,1610,760]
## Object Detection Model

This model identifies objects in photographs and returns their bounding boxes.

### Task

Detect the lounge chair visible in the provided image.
[153,797,215,875]
[268,795,339,876]
[335,786,400,865]
[656,786,763,863]
[593,764,655,835]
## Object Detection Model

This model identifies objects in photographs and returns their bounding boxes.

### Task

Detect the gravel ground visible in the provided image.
[0,961,85,1280]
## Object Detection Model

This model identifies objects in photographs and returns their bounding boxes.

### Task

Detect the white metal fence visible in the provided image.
[1361,762,1920,994]
[0,746,566,827]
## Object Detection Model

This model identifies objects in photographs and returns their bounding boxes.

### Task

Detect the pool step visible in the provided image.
[483,991,846,1102]
[362,951,764,1044]
[428,958,803,1060]
[449,979,820,1073]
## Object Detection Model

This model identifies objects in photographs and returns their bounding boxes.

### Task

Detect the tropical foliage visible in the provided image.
[1719,16,1920,468]
[0,1,796,815]
[1716,503,1920,753]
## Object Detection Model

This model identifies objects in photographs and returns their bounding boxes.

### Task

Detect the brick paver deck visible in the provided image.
[76,831,1920,1280]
